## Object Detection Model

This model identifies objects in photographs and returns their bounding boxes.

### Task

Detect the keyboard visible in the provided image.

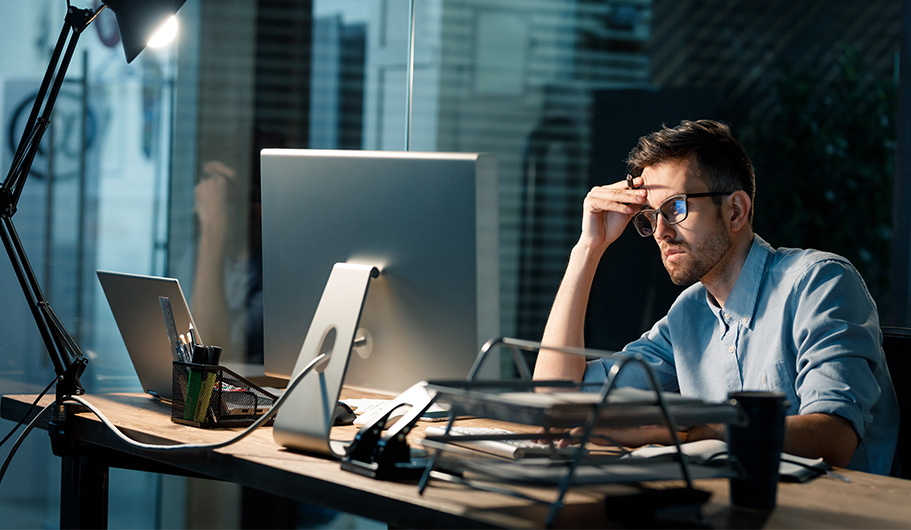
[423,426,586,460]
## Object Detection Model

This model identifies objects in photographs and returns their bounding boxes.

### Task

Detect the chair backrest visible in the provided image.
[882,326,911,478]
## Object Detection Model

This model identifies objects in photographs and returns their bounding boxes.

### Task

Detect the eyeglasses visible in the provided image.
[631,192,735,237]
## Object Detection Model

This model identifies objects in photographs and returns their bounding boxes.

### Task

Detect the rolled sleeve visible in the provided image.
[791,259,883,441]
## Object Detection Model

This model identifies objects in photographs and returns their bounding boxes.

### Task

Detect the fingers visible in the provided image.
[536,426,565,446]
[536,426,578,448]
[196,160,237,205]
[195,173,230,202]
[559,426,586,448]
[555,432,574,449]
[202,160,237,181]
[585,179,648,216]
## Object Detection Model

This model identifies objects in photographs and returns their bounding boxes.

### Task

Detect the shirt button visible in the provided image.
[741,317,749,324]
[728,346,735,354]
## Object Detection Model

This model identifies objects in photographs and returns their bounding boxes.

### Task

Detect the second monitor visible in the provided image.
[260,149,499,393]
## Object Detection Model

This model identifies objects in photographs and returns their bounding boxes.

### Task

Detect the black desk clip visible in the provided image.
[340,395,435,480]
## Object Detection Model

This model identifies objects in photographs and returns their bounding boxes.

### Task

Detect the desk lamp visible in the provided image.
[0,0,187,405]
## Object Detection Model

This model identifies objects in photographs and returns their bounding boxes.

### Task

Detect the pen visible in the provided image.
[190,342,208,364]
[208,346,222,366]
[179,334,190,362]
[184,367,202,421]
[194,368,217,422]
[183,343,208,421]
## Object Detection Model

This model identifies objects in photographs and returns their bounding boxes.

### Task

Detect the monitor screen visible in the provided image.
[260,149,499,393]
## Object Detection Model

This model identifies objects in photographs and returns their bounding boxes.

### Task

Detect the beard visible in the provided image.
[660,220,732,287]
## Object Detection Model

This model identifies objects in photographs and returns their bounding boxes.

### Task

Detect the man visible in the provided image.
[533,119,898,475]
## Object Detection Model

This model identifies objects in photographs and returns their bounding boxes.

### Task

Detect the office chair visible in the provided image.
[882,326,911,479]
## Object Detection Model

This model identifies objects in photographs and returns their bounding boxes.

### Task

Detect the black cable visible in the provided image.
[0,403,54,487]
[0,377,56,449]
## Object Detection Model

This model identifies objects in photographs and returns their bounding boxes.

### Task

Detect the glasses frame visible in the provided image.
[632,191,735,237]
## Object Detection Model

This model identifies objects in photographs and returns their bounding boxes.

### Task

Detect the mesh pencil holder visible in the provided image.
[171,361,278,428]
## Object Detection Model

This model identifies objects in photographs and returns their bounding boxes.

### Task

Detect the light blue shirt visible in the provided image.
[583,235,899,475]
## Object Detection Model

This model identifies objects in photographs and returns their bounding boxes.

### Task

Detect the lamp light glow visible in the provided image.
[103,0,188,63]
[147,15,178,48]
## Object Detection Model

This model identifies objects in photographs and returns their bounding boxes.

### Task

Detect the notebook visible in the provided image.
[97,270,199,401]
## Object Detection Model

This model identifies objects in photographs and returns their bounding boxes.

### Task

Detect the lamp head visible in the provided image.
[102,0,188,63]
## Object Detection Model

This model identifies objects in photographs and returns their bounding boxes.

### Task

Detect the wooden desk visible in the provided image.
[3,392,911,529]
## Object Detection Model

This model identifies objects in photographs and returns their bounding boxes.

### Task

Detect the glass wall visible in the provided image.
[0,1,175,527]
[0,0,902,527]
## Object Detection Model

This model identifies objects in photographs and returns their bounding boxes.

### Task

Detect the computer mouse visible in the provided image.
[333,401,357,426]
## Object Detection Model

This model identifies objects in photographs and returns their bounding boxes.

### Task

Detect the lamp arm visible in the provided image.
[0,5,102,400]
[0,204,88,400]
[3,6,99,212]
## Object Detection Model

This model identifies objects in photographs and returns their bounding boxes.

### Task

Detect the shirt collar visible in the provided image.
[704,235,771,328]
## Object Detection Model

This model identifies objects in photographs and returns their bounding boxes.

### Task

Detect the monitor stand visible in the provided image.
[273,262,379,457]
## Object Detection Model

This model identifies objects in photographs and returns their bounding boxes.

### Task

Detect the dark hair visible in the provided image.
[627,120,755,222]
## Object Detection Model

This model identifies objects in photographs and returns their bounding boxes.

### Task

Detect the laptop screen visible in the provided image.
[97,270,198,401]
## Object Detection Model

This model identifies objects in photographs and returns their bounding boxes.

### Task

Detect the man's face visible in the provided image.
[639,159,732,286]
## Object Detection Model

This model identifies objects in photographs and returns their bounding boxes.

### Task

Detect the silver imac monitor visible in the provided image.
[260,149,499,394]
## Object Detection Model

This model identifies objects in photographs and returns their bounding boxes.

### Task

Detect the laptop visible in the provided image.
[97,270,199,401]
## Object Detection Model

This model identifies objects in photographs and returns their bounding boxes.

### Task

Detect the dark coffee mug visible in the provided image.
[726,391,788,510]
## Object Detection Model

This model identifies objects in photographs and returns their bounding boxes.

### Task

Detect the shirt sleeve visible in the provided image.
[790,258,883,441]
[582,315,680,393]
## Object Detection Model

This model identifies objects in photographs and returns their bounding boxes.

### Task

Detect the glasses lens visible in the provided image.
[632,211,654,237]
[660,196,688,225]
